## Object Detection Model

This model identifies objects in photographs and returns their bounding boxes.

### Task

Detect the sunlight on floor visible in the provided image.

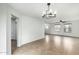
[54,36,61,47]
[45,35,50,43]
[63,37,73,52]
[13,35,79,55]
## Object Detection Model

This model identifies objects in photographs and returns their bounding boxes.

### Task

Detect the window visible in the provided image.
[54,24,61,32]
[64,23,72,33]
[45,24,49,29]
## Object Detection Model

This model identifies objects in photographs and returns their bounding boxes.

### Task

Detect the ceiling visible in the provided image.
[9,3,79,23]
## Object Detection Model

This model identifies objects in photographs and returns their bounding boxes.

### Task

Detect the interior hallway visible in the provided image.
[11,39,17,54]
[12,35,79,55]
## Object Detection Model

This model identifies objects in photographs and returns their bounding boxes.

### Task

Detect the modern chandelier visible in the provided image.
[42,3,56,19]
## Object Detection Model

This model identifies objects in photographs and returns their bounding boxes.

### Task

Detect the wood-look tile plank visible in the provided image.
[12,35,79,55]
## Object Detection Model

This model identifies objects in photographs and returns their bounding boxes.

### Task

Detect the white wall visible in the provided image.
[0,4,7,55]
[7,6,44,47]
[0,3,45,55]
[6,4,44,54]
[6,4,22,54]
[21,15,44,46]
[46,20,79,37]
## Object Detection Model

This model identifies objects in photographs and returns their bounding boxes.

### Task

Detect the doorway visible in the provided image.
[11,15,18,54]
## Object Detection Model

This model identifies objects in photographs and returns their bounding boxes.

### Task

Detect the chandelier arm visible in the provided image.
[42,3,56,19]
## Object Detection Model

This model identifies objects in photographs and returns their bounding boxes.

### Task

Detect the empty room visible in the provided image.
[0,3,79,55]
